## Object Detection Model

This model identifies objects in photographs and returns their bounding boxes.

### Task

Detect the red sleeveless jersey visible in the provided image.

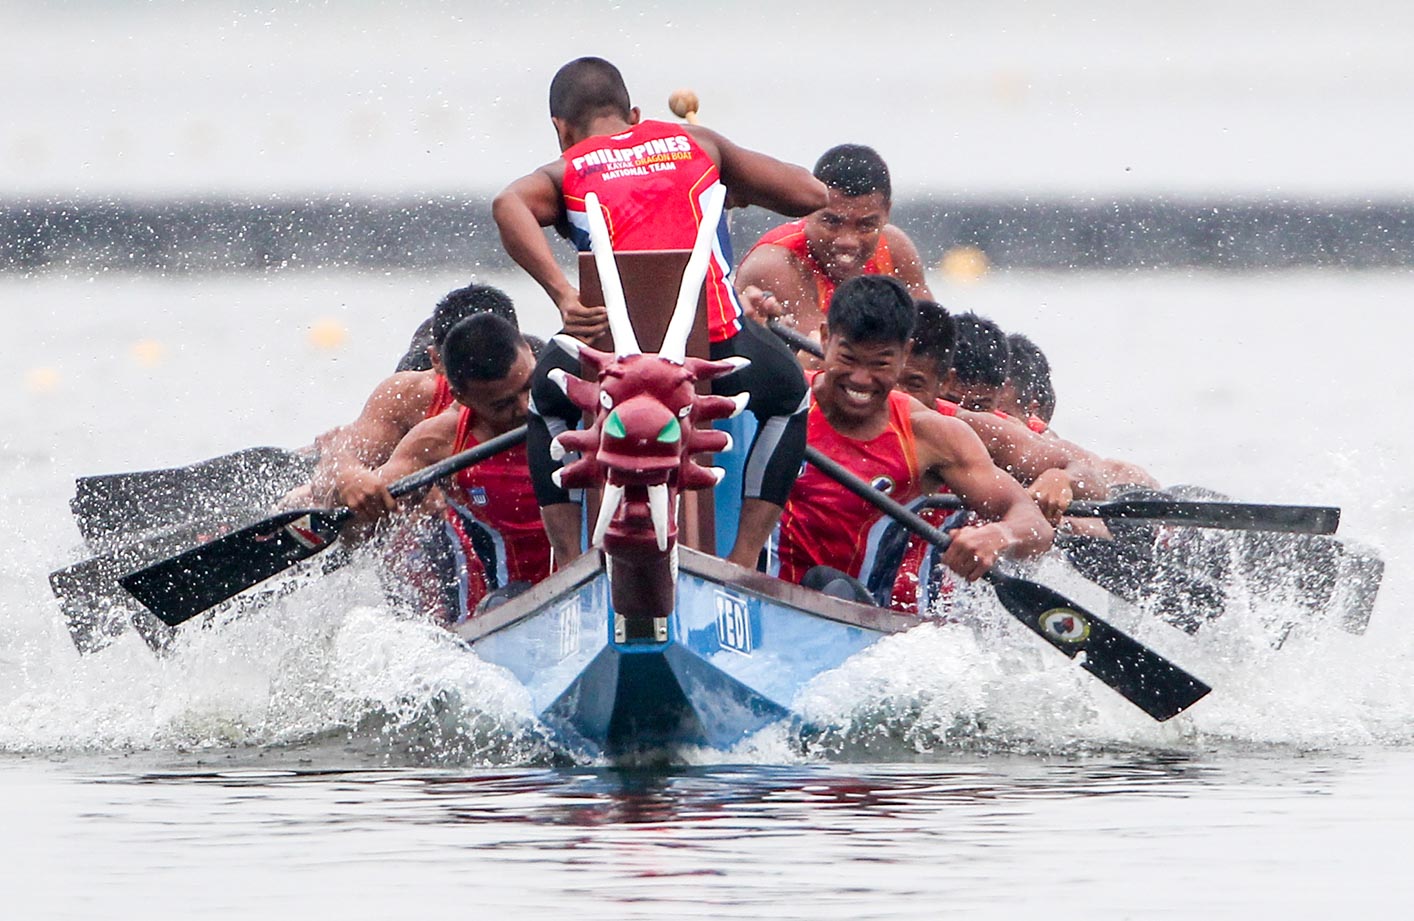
[425,374,455,419]
[747,219,895,314]
[442,408,550,603]
[935,398,959,417]
[561,119,740,342]
[774,380,920,584]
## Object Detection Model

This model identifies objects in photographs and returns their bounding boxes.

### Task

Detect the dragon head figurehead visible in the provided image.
[545,187,744,623]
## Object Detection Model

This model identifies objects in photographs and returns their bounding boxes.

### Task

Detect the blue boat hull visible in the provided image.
[455,548,918,755]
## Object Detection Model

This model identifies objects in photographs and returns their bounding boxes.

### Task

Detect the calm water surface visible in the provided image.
[6,749,1413,920]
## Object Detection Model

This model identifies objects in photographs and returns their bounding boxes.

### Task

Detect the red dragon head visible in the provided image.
[545,187,743,622]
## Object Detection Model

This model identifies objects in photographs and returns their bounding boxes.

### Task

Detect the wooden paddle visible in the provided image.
[767,320,1339,535]
[120,425,527,627]
[803,446,1211,721]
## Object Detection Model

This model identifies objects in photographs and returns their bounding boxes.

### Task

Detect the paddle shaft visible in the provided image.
[768,321,1335,535]
[120,425,527,626]
[327,424,530,527]
[802,445,1211,721]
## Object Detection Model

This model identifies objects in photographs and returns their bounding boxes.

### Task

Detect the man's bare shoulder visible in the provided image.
[736,237,813,296]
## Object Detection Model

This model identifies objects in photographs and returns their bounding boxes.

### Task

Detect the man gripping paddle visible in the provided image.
[768,276,1052,592]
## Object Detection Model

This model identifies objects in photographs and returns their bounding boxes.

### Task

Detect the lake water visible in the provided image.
[2,266,1412,917]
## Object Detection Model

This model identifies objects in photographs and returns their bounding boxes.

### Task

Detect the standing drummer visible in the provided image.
[492,56,827,570]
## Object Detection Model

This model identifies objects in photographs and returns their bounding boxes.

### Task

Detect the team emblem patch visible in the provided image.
[870,475,896,495]
[470,486,489,507]
[283,515,327,551]
[1039,607,1090,643]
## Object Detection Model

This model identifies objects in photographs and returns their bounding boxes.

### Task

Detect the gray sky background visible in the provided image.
[4,0,1412,199]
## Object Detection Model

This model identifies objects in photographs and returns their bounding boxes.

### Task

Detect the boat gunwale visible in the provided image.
[452,546,920,645]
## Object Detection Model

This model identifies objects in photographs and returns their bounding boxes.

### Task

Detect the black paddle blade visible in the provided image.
[119,508,345,626]
[1097,499,1340,535]
[71,447,313,552]
[987,569,1211,721]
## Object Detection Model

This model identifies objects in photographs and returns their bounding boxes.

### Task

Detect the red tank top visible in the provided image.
[935,398,959,417]
[561,119,740,342]
[443,407,550,588]
[425,375,455,419]
[1026,415,1049,434]
[775,380,920,583]
[747,219,895,314]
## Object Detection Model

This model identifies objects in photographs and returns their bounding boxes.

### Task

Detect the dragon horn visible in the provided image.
[582,191,640,357]
[660,183,728,364]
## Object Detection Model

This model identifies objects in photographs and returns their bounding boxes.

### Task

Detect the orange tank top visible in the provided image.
[775,378,920,584]
[747,218,895,314]
[425,374,455,419]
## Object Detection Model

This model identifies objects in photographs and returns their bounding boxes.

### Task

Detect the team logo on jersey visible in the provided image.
[1039,607,1090,643]
[469,486,489,507]
[870,475,896,495]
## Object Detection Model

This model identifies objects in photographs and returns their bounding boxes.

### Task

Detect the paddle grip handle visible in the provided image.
[384,425,529,502]
[768,320,823,358]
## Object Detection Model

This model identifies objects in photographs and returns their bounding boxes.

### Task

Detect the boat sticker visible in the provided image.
[1039,607,1089,643]
[283,515,327,551]
[557,600,582,660]
[715,592,753,656]
[469,486,489,507]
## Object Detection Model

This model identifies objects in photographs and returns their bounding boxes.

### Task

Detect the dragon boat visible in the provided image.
[84,188,1323,756]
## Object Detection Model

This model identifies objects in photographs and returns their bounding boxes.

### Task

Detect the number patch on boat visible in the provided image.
[1039,607,1090,643]
[715,593,753,655]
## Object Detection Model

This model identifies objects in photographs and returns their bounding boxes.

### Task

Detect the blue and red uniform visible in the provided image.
[746,218,895,314]
[561,119,740,342]
[441,407,551,621]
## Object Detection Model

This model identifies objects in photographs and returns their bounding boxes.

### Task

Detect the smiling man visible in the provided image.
[768,276,1051,592]
[735,144,932,340]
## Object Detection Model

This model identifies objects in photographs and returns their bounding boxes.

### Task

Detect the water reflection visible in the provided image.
[121,752,1312,832]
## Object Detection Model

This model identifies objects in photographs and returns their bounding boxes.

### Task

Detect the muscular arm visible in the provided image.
[375,411,460,488]
[311,372,434,515]
[734,244,820,334]
[913,408,1053,579]
[492,165,608,340]
[961,410,1159,523]
[688,126,827,216]
[883,225,934,301]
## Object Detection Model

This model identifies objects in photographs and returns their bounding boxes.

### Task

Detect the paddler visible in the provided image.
[998,332,1056,433]
[310,283,519,519]
[366,313,547,623]
[492,56,829,569]
[767,275,1052,595]
[898,307,1160,524]
[735,144,932,341]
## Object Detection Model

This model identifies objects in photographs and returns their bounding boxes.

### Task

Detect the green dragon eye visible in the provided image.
[656,417,681,443]
[605,410,626,439]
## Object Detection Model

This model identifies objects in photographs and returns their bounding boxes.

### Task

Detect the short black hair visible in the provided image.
[432,283,518,347]
[441,314,527,388]
[827,275,915,345]
[813,144,891,201]
[1005,332,1054,413]
[548,57,631,130]
[951,312,1010,388]
[910,300,955,378]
